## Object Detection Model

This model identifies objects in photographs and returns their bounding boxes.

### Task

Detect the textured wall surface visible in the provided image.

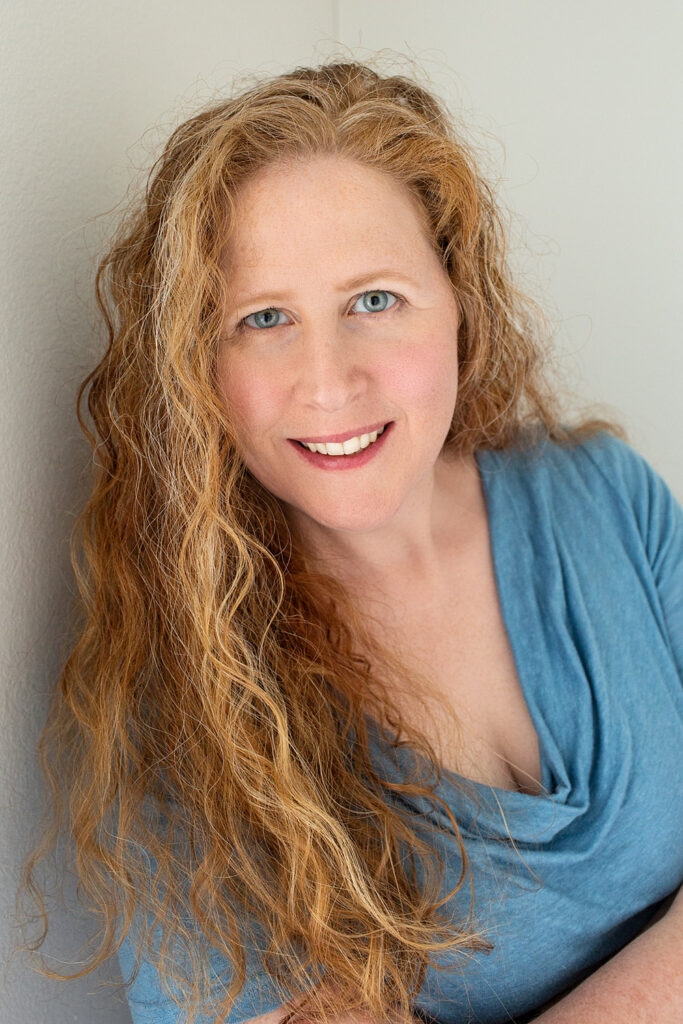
[2,2,681,1022]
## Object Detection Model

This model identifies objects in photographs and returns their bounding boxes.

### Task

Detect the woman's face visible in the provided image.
[217,154,460,539]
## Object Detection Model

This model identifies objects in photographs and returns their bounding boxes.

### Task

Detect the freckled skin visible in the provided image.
[216,154,464,579]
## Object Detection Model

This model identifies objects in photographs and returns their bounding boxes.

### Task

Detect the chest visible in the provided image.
[364,544,544,796]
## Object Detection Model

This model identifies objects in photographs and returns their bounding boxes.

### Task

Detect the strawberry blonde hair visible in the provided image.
[15,56,623,1024]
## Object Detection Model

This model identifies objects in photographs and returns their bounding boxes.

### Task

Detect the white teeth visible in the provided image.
[342,436,361,455]
[301,424,387,456]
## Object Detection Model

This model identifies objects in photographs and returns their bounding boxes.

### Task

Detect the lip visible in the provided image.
[287,421,394,470]
[290,420,391,444]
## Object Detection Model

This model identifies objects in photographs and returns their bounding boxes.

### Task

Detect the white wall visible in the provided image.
[2,3,681,1022]
[0,5,338,1022]
[341,0,683,489]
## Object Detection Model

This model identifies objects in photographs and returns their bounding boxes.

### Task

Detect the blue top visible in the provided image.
[117,432,683,1024]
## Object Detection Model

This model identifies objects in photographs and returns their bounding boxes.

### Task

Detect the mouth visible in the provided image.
[287,421,395,470]
[291,420,391,446]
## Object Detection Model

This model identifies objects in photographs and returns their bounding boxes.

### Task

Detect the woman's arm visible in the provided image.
[528,888,683,1023]
[245,892,682,1024]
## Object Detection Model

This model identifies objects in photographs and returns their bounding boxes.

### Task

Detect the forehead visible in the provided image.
[221,155,437,286]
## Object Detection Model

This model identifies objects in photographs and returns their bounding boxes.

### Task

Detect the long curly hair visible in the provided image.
[15,56,625,1024]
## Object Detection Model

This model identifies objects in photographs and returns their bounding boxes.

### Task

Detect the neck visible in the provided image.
[290,449,482,594]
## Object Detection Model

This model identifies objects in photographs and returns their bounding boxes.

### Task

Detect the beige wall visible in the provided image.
[2,3,680,1021]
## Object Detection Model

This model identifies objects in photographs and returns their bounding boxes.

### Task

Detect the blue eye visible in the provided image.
[351,290,399,314]
[237,289,400,333]
[242,308,290,330]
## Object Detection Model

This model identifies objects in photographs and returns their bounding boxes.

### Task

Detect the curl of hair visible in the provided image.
[15,56,625,1024]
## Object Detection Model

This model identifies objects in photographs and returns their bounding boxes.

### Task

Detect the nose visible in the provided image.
[293,320,366,412]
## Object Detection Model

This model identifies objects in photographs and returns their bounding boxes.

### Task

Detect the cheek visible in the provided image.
[382,337,458,408]
[217,355,283,435]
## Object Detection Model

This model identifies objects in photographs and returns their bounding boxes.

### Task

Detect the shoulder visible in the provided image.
[555,431,676,517]
[478,428,682,577]
[549,431,679,547]
[480,427,676,511]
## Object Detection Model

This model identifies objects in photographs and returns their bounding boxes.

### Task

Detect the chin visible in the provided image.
[295,493,404,535]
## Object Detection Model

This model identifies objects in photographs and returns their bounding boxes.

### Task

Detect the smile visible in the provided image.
[297,424,388,456]
[287,422,394,471]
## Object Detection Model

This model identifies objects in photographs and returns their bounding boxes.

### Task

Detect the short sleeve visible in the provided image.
[581,433,683,679]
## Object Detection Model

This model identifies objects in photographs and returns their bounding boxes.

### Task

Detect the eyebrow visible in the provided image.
[230,269,420,312]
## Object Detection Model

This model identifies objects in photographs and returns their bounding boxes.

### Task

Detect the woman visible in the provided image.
[16,59,682,1024]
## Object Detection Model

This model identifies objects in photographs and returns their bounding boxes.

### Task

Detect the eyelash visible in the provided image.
[235,289,403,333]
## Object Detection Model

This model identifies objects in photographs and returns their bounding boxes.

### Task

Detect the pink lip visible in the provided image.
[287,421,394,470]
[291,420,391,444]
